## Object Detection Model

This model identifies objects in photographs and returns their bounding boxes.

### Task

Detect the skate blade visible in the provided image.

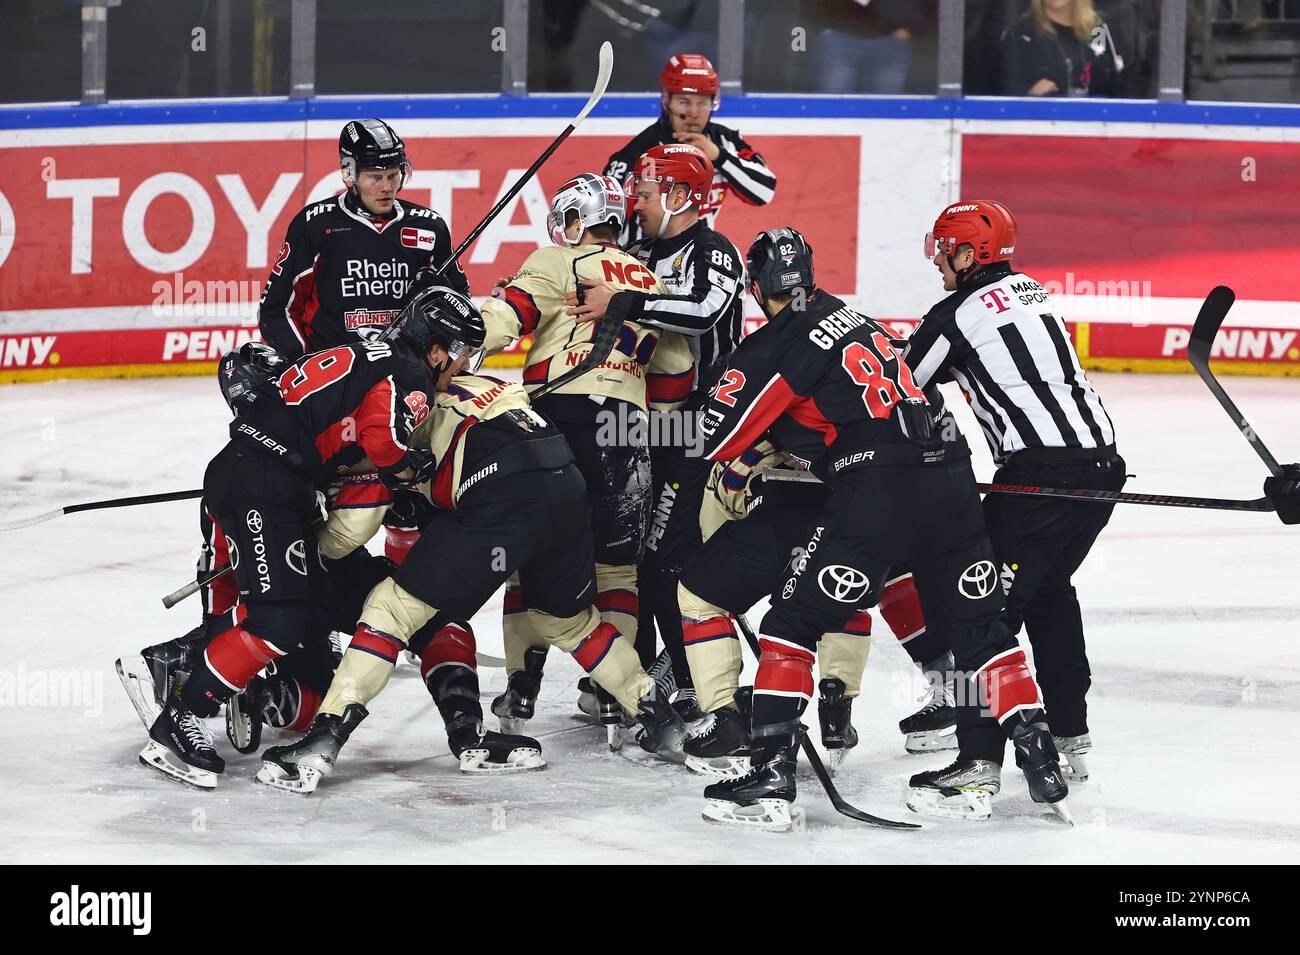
[496,715,529,735]
[905,786,993,821]
[904,725,958,754]
[1047,797,1075,825]
[824,746,851,776]
[255,760,323,794]
[684,754,751,778]
[606,723,626,751]
[224,693,261,755]
[139,740,218,790]
[116,656,162,732]
[1060,752,1090,783]
[701,798,803,833]
[458,748,547,774]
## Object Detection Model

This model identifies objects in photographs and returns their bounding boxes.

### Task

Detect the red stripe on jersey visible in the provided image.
[205,626,285,689]
[384,525,419,565]
[288,259,320,342]
[419,623,478,680]
[523,357,551,385]
[709,373,796,461]
[648,368,694,405]
[572,622,620,672]
[880,574,925,641]
[683,615,737,646]
[595,589,638,617]
[786,394,839,446]
[350,624,403,664]
[430,416,476,510]
[754,636,814,699]
[504,286,543,336]
[840,610,873,637]
[353,376,408,469]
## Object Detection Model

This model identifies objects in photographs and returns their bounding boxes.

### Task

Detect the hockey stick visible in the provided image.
[733,612,920,830]
[762,468,1274,513]
[162,564,231,610]
[0,488,204,533]
[529,308,628,401]
[1187,285,1283,478]
[434,41,614,275]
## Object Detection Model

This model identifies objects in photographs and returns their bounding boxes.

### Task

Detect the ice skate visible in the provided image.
[256,704,368,794]
[224,675,268,754]
[1053,733,1092,783]
[635,686,687,762]
[448,719,546,774]
[491,646,547,734]
[139,701,225,790]
[900,656,956,753]
[817,678,858,773]
[117,625,205,731]
[702,730,801,832]
[683,705,750,778]
[1011,717,1072,823]
[906,758,1001,820]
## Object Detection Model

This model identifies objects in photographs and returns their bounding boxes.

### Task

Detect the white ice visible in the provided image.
[1,370,1297,863]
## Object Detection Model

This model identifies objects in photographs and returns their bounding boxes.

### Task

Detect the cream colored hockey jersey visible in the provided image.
[481,243,694,411]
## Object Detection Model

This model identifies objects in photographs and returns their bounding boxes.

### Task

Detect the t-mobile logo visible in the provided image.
[979,288,1012,314]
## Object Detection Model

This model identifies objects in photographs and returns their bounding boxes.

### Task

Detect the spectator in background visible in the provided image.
[807,0,925,94]
[1001,0,1124,97]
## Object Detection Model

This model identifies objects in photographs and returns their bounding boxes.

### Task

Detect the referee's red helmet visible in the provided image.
[925,199,1018,264]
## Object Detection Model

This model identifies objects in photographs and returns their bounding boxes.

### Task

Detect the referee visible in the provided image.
[904,199,1124,784]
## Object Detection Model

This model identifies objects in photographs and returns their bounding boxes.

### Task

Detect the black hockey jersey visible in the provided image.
[258,192,469,358]
[233,339,434,486]
[623,219,745,396]
[604,116,776,245]
[698,290,965,482]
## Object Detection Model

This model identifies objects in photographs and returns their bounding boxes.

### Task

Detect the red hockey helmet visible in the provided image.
[661,53,720,99]
[925,199,1019,265]
[634,143,714,209]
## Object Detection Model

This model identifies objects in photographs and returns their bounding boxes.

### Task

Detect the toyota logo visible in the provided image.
[246,509,264,534]
[817,565,870,603]
[959,560,997,599]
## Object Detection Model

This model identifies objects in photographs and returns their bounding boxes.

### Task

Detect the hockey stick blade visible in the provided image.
[2,488,204,533]
[1187,285,1283,477]
[734,614,919,830]
[436,42,614,274]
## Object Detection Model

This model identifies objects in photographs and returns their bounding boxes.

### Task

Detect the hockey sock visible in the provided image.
[751,635,814,761]
[572,622,654,713]
[681,614,742,714]
[817,611,873,699]
[182,624,289,716]
[975,648,1045,726]
[502,577,547,675]
[420,622,483,730]
[595,562,639,651]
[880,573,946,666]
[319,624,403,717]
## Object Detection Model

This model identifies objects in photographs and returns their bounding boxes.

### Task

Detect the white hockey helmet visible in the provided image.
[547,173,628,247]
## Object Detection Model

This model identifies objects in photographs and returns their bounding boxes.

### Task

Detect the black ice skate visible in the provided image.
[906,758,1001,820]
[139,700,226,790]
[635,686,687,762]
[1010,716,1072,823]
[575,676,599,718]
[491,646,547,734]
[256,704,368,794]
[899,653,957,753]
[597,683,635,751]
[116,625,205,731]
[1053,732,1092,783]
[670,687,707,727]
[448,718,546,774]
[224,674,269,754]
[701,724,802,832]
[817,678,859,773]
[683,705,751,778]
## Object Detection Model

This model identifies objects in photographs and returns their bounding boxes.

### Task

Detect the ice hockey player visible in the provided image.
[692,227,1068,829]
[567,143,745,723]
[258,118,469,357]
[477,173,693,749]
[672,441,938,776]
[604,54,776,244]
[905,199,1123,785]
[257,290,688,792]
[137,300,441,788]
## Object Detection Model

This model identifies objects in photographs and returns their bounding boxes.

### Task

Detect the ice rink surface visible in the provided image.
[1,369,1297,864]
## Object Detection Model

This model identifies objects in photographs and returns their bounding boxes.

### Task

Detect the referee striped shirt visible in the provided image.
[904,263,1115,465]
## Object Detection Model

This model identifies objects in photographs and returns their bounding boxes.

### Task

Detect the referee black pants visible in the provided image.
[981,448,1126,742]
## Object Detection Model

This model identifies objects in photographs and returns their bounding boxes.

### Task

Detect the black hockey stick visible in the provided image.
[434,42,614,275]
[733,612,920,830]
[1187,285,1283,478]
[762,468,1274,513]
[529,307,628,401]
[161,564,231,610]
[0,488,204,533]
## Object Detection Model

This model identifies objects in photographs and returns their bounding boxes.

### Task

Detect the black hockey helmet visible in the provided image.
[746,227,815,299]
[218,342,289,414]
[387,286,485,375]
[339,118,411,188]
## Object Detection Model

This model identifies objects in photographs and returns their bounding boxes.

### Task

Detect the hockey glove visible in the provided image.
[1264,463,1300,525]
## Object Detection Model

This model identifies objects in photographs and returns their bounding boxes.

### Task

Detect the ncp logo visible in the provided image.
[958,560,997,599]
[818,565,870,603]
